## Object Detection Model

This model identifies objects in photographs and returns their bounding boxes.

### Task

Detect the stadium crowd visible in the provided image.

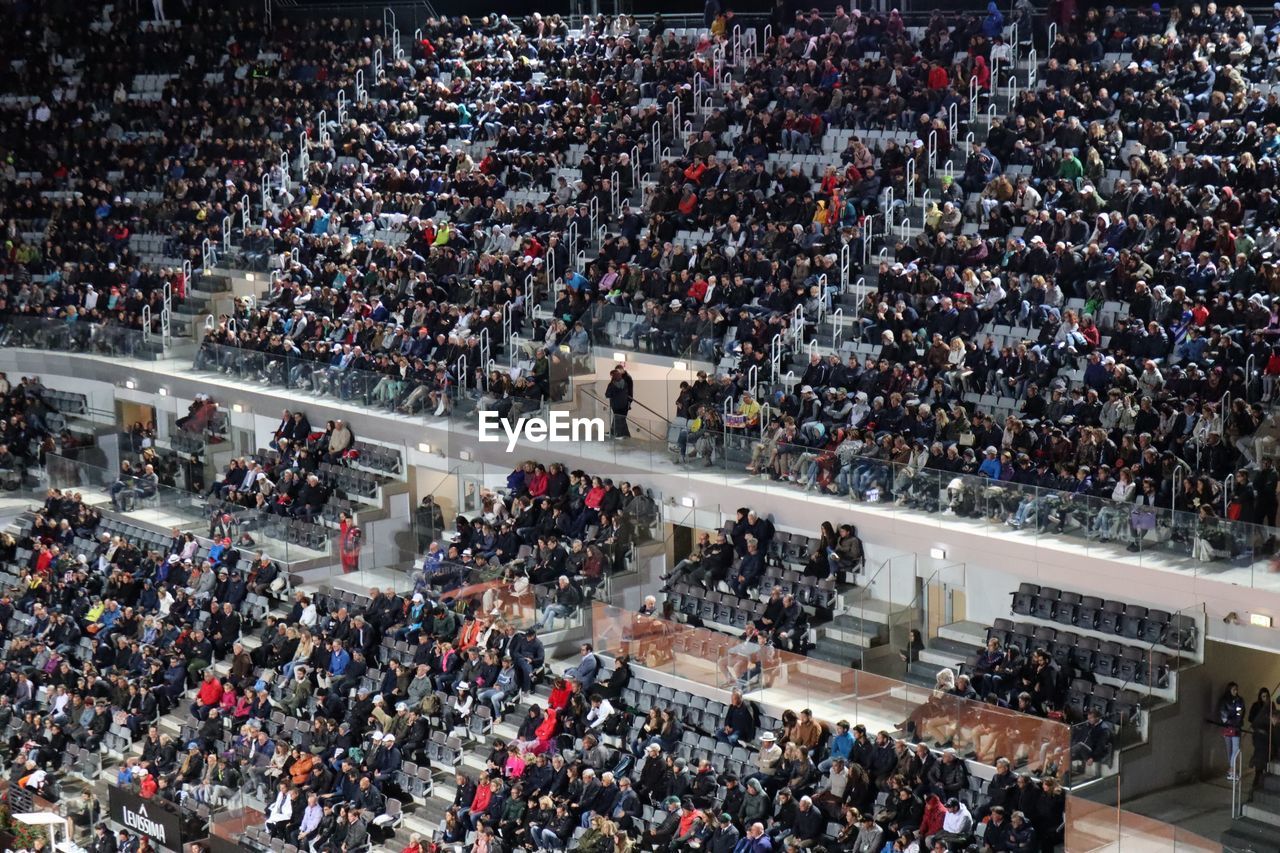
[4,0,1280,849]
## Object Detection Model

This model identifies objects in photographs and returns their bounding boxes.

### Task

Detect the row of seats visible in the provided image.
[351,439,403,474]
[1064,679,1143,728]
[985,619,1172,691]
[317,460,383,501]
[1010,583,1198,652]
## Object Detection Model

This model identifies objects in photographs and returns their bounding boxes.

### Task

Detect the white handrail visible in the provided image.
[831,307,844,351]
[769,332,783,384]
[947,102,958,143]
[501,301,514,350]
[221,215,232,252]
[383,7,396,42]
[240,194,251,232]
[610,170,621,212]
[141,304,152,345]
[968,74,979,122]
[297,130,310,174]
[454,354,467,394]
[861,214,878,266]
[840,240,852,293]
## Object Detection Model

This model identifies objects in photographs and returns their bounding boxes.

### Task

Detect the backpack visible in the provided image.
[605,709,633,737]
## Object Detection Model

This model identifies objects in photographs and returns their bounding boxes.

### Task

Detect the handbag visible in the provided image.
[958,431,976,447]
[1130,509,1157,531]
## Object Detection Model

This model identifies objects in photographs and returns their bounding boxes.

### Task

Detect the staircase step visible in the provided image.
[1222,816,1280,852]
[1243,804,1280,828]
[809,636,869,667]
[1251,789,1280,814]
[937,620,990,647]
[837,599,895,626]
[819,614,886,647]
[918,634,974,668]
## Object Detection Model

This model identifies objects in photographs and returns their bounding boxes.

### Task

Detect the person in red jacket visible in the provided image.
[137,767,158,799]
[683,159,708,184]
[192,673,223,720]
[688,277,709,303]
[526,464,549,498]
[927,63,950,90]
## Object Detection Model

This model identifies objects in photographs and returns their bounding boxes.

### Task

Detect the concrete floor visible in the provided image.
[1121,777,1236,844]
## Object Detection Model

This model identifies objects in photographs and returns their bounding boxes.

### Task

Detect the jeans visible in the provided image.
[478,687,511,716]
[535,827,562,851]
[534,604,570,631]
[1226,734,1242,774]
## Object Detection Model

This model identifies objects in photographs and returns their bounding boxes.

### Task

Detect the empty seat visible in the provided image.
[1142,609,1172,645]
[1011,582,1038,615]
[1120,605,1148,640]
[1031,588,1059,620]
[1054,591,1082,627]
[1094,641,1122,677]
[1077,596,1104,629]
[1098,600,1126,634]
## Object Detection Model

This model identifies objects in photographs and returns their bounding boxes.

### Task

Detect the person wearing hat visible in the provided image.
[926,796,974,849]
[746,731,784,792]
[703,810,740,853]
[927,748,970,802]
[644,796,684,850]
